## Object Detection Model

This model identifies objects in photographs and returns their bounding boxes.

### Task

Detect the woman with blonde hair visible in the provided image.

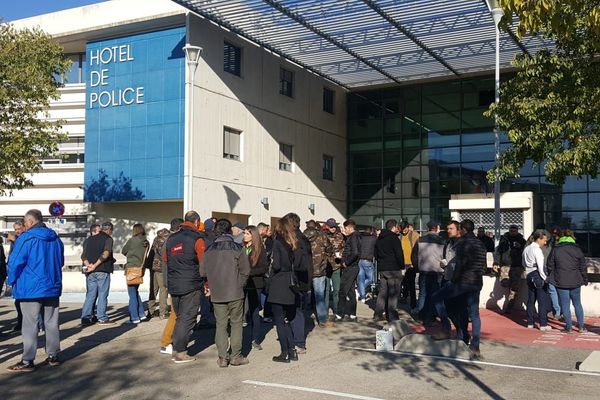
[547,229,588,333]
[243,225,268,350]
[266,217,298,363]
[122,223,149,324]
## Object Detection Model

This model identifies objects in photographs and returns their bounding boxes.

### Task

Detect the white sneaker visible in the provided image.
[335,314,343,321]
[540,325,553,331]
[526,324,534,329]
[360,299,366,304]
[160,344,173,355]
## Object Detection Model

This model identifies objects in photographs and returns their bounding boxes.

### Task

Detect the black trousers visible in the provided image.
[401,267,417,308]
[338,265,359,317]
[376,271,403,320]
[171,290,201,353]
[270,303,295,354]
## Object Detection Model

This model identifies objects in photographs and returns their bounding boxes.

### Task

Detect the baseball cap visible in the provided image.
[326,218,338,228]
[233,222,247,230]
[204,218,215,231]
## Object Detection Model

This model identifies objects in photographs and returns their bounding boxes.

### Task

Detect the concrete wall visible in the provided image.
[187,14,347,224]
[480,275,600,317]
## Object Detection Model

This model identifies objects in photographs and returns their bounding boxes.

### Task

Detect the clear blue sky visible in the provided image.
[1,0,109,22]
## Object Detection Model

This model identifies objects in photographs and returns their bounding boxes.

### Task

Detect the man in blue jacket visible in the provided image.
[6,209,64,372]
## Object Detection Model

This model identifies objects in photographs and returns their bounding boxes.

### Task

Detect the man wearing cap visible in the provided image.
[325,218,344,320]
[231,222,246,245]
[494,225,526,313]
[400,221,420,309]
[81,221,116,326]
[411,221,445,324]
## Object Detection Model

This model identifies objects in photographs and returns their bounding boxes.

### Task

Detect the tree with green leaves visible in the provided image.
[0,22,70,194]
[486,0,600,184]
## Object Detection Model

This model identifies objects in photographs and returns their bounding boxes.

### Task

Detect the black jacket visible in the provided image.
[267,236,296,305]
[547,242,588,289]
[84,232,115,274]
[0,244,6,280]
[343,232,361,269]
[166,226,205,296]
[294,229,313,292]
[375,230,405,272]
[478,235,495,253]
[360,233,376,261]
[498,233,526,268]
[246,246,269,289]
[453,232,487,288]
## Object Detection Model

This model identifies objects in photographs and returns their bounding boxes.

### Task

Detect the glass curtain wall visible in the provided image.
[347,78,600,255]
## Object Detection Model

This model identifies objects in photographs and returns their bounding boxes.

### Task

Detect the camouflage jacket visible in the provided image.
[151,228,171,272]
[303,227,330,277]
[326,229,345,271]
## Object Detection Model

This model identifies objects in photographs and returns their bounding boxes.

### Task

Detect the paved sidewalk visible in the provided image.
[0,298,599,400]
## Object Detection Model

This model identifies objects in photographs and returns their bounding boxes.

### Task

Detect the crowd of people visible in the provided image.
[1,208,591,372]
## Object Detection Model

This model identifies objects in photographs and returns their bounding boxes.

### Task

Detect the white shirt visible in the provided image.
[522,242,546,280]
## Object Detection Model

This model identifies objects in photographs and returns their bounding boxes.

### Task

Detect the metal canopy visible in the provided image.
[171,0,552,89]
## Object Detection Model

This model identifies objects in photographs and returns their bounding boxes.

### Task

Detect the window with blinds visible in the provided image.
[223,127,241,161]
[323,87,334,114]
[279,67,294,97]
[224,42,241,76]
[279,143,293,171]
[323,154,334,180]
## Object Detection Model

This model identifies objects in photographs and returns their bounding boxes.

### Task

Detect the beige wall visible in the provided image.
[187,14,347,225]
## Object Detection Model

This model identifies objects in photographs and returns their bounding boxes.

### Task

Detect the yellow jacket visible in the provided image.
[400,231,420,266]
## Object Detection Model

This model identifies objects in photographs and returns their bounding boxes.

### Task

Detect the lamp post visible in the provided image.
[182,44,203,213]
[486,0,504,246]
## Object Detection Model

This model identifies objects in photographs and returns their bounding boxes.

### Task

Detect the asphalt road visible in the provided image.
[0,298,598,400]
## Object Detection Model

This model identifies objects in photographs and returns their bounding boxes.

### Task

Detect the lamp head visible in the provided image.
[183,44,203,64]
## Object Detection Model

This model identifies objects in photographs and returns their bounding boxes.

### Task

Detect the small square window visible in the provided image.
[279,67,294,97]
[223,127,242,161]
[323,87,334,114]
[323,155,334,181]
[224,42,242,76]
[279,143,293,171]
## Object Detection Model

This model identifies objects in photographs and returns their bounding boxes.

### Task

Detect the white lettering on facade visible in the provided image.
[88,44,144,108]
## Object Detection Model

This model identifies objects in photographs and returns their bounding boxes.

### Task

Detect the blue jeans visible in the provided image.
[246,288,263,343]
[291,292,309,348]
[432,282,481,347]
[548,284,561,316]
[416,272,440,322]
[526,271,549,327]
[556,286,585,330]
[81,272,111,321]
[127,284,144,322]
[357,260,374,300]
[460,288,481,348]
[312,276,328,323]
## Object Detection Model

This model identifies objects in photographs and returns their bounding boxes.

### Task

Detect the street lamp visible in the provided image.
[485,0,504,246]
[183,44,203,213]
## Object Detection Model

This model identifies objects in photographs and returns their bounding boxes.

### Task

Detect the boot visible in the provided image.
[272,353,290,363]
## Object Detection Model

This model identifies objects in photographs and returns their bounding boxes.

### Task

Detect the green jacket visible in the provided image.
[122,234,148,270]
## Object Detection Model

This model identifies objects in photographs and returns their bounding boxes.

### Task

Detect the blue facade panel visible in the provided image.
[84,27,186,202]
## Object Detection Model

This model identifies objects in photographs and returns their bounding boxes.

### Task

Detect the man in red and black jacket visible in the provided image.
[164,210,206,364]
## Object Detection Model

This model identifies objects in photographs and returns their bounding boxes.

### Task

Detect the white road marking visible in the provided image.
[575,338,599,342]
[533,340,557,344]
[242,380,386,400]
[340,346,600,377]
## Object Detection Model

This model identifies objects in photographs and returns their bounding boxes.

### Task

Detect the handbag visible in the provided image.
[126,245,149,286]
[126,266,144,286]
